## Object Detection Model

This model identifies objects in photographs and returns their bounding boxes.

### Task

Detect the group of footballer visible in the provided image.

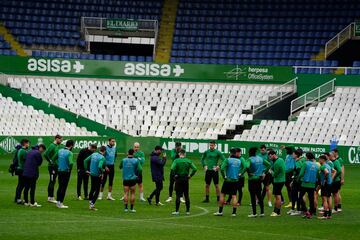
[11,135,344,219]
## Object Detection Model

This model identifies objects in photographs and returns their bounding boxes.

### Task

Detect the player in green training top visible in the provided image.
[166,142,183,203]
[329,151,342,213]
[333,149,344,212]
[171,150,197,215]
[134,142,146,202]
[259,145,272,208]
[44,134,63,203]
[15,139,30,204]
[201,141,225,203]
[268,150,286,217]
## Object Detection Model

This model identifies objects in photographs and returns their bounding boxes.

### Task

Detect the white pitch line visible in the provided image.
[0,206,327,240]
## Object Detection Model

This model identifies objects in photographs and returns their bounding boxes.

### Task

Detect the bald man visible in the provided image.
[134,142,146,201]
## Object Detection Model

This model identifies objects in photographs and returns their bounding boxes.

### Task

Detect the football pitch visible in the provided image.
[0,154,359,240]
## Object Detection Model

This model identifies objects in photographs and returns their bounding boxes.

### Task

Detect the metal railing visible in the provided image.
[252,77,298,115]
[290,78,336,116]
[293,66,360,75]
[325,23,355,58]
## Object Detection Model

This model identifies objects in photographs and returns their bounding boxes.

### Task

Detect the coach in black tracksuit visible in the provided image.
[147,146,167,205]
[76,144,97,200]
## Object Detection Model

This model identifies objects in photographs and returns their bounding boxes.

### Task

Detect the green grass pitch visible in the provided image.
[0,154,359,240]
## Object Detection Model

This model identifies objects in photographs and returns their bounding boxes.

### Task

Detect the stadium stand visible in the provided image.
[0,35,16,56]
[0,0,163,61]
[0,93,96,136]
[170,0,358,65]
[234,87,360,146]
[7,77,293,139]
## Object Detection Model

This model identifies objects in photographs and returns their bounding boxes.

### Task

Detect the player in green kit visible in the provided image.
[329,151,342,213]
[201,141,225,203]
[288,149,306,216]
[214,148,246,217]
[14,139,30,204]
[120,149,142,213]
[84,146,106,211]
[171,150,197,215]
[333,149,344,212]
[134,142,146,202]
[318,155,336,220]
[268,150,285,217]
[259,145,272,208]
[44,135,62,203]
[166,142,183,203]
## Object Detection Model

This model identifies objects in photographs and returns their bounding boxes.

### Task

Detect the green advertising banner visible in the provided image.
[160,138,360,165]
[106,18,139,31]
[0,56,293,83]
[0,136,111,154]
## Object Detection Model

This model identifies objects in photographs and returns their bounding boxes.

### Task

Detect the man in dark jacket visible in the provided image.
[77,144,97,200]
[147,146,167,206]
[23,144,46,207]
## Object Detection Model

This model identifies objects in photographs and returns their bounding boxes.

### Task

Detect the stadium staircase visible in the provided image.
[155,0,179,63]
[219,78,298,140]
[0,24,27,57]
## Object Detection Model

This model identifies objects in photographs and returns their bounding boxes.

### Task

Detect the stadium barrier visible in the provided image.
[0,56,292,83]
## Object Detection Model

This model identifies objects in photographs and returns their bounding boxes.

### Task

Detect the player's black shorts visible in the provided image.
[273,182,285,195]
[331,181,341,194]
[123,179,137,187]
[321,184,332,197]
[205,170,219,185]
[221,181,238,195]
[237,177,245,188]
[262,172,273,186]
[285,172,293,184]
[137,173,143,184]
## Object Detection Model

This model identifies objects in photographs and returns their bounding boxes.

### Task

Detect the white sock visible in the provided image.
[108,192,112,197]
[99,192,103,196]
[140,192,144,199]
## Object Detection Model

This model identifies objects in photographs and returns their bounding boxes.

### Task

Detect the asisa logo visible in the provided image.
[27,58,84,73]
[124,63,184,77]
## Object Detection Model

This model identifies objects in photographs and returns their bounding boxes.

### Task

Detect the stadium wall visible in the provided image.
[0,135,359,165]
[0,56,292,84]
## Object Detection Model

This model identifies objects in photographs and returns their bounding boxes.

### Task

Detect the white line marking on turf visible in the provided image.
[0,206,327,240]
